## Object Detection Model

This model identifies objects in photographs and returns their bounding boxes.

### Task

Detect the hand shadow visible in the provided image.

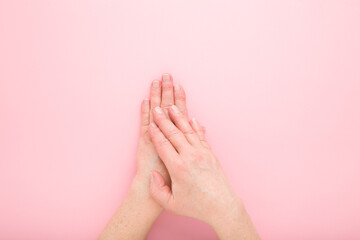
[147,211,218,240]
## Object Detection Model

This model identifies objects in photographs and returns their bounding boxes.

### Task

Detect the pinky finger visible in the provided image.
[190,118,210,149]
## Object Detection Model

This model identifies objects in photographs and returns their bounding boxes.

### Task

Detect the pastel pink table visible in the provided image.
[1,1,359,239]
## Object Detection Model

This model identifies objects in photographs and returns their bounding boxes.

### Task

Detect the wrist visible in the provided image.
[99,174,163,240]
[209,199,260,240]
[130,172,164,214]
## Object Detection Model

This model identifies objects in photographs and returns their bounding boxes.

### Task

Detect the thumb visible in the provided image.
[150,170,173,209]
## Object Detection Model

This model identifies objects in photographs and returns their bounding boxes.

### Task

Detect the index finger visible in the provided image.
[152,106,191,153]
[148,122,179,173]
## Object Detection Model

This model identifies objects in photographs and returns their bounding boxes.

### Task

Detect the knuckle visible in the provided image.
[182,127,196,136]
[172,159,186,171]
[166,129,181,140]
[188,149,209,164]
[200,139,209,146]
[157,138,171,148]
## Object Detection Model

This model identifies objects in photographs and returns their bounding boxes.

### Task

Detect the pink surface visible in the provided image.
[1,1,360,239]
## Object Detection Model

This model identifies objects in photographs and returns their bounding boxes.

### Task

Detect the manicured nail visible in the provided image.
[154,106,163,114]
[153,81,160,88]
[174,84,180,92]
[171,105,180,114]
[162,74,170,83]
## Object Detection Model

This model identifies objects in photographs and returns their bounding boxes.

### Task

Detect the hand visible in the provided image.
[148,105,260,239]
[99,73,192,240]
[134,73,188,203]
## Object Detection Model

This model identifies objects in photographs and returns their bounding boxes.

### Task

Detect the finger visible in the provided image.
[140,99,150,135]
[190,118,210,149]
[148,122,179,169]
[201,125,206,133]
[150,80,161,122]
[168,105,202,147]
[152,106,191,152]
[161,73,174,109]
[150,170,174,211]
[174,84,188,118]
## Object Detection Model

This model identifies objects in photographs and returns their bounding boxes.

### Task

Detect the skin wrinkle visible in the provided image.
[99,74,260,240]
[147,87,260,239]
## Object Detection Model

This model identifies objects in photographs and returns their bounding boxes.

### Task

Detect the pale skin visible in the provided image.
[98,74,260,240]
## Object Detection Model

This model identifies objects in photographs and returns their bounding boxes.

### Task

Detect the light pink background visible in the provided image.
[1,1,360,239]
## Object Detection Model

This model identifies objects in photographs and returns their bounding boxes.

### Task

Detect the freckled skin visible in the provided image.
[99,73,260,240]
[148,103,261,240]
[99,74,192,240]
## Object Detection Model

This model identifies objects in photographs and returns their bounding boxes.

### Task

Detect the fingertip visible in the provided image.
[191,117,201,130]
[174,83,185,97]
[168,104,182,123]
[162,73,173,82]
[152,80,161,89]
[170,105,181,115]
[150,170,164,186]
[174,83,181,93]
[153,106,164,115]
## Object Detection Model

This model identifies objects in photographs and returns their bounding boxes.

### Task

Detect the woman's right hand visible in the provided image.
[148,104,260,239]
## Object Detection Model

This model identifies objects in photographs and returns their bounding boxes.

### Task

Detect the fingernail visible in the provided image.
[143,99,149,106]
[174,84,180,92]
[153,81,160,88]
[162,74,170,83]
[150,122,157,128]
[171,105,180,114]
[154,106,163,114]
[192,117,199,126]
